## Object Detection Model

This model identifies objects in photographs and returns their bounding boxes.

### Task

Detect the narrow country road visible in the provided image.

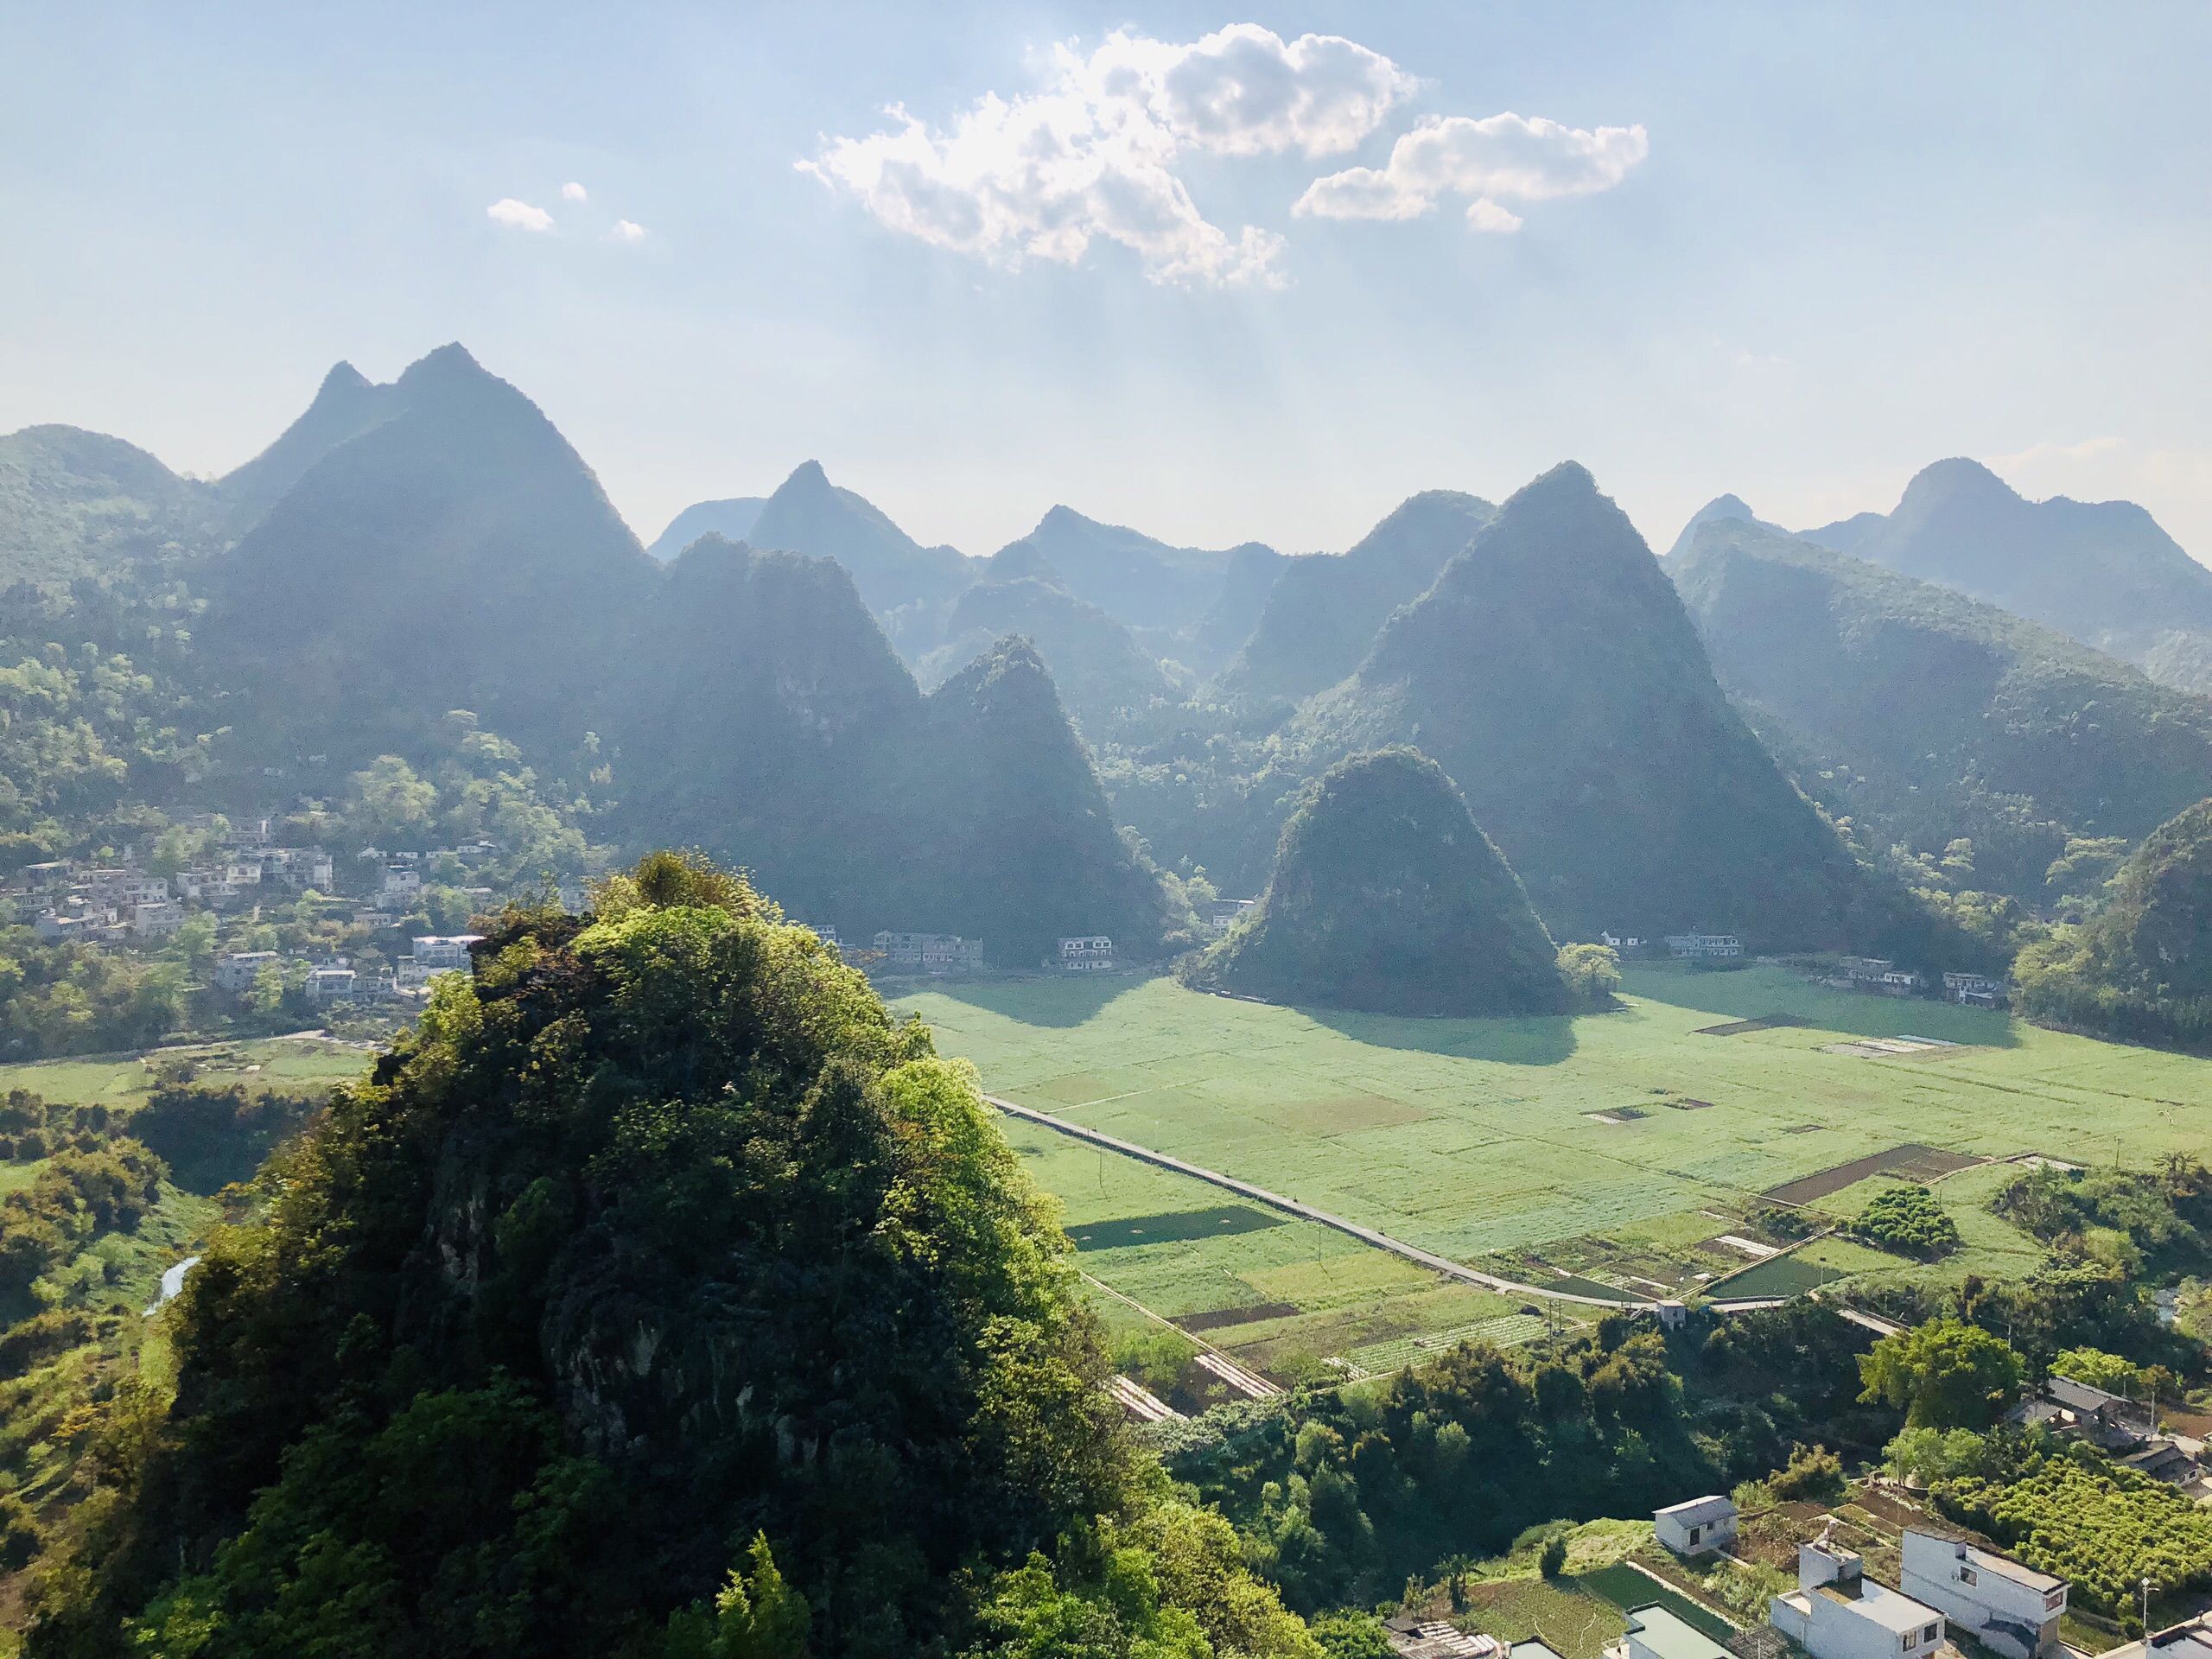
[982,1093,1656,1312]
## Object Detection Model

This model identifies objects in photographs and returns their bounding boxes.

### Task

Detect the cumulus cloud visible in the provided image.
[486,198,554,232]
[801,24,1409,286]
[1295,111,1648,227]
[562,181,589,202]
[609,219,647,242]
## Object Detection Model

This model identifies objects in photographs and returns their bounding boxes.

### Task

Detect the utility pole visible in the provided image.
[2143,1578,2155,1637]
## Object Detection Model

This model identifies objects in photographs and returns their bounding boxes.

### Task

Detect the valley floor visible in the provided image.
[890,963,2212,1383]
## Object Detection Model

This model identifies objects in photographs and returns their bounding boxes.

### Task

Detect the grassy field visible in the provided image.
[894,963,2212,1332]
[0,1037,368,1111]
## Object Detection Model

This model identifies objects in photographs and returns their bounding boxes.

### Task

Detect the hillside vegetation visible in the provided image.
[1804,458,2212,696]
[1671,517,2212,899]
[28,855,1315,1658]
[1182,748,1569,1016]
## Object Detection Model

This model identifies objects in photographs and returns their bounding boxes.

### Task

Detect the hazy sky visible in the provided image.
[6,3,2210,561]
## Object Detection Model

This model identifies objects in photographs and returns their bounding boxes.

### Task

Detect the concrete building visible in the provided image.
[1665,931,1742,959]
[1898,1531,2064,1659]
[1058,935,1116,972]
[34,912,99,944]
[1615,1605,1732,1659]
[2038,1375,2152,1449]
[383,865,423,899]
[129,900,187,938]
[873,931,983,975]
[1653,1495,1736,1558]
[1942,972,2001,1007]
[410,935,483,973]
[303,966,357,1007]
[84,869,169,908]
[18,861,71,893]
[213,951,281,994]
[1207,899,1256,933]
[1770,1536,1949,1659]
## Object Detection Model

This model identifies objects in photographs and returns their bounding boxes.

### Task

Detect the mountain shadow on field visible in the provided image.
[915,972,1144,1029]
[1182,747,1572,1018]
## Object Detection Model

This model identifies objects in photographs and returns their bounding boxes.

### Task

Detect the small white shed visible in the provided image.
[1654,1494,1737,1558]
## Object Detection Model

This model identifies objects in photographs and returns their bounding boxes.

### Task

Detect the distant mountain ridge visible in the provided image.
[647,496,767,561]
[1218,489,1496,704]
[1800,457,2212,695]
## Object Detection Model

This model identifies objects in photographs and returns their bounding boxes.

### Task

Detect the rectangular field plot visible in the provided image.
[917,964,2212,1294]
[1707,1254,1847,1300]
[1763,1143,1984,1205]
[1341,1312,1551,1377]
[1067,1205,1285,1250]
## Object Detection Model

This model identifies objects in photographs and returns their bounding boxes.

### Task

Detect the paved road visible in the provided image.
[983,1094,1656,1312]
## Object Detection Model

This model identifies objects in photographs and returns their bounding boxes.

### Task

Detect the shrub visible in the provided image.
[1849,1183,1961,1259]
[1768,1443,1847,1503]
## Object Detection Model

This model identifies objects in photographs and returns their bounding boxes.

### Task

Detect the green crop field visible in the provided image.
[0,1037,370,1111]
[896,963,2212,1339]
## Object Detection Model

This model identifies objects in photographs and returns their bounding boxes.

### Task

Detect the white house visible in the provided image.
[381,864,422,899]
[1771,1536,1948,1659]
[1207,899,1256,933]
[1665,931,1742,959]
[129,900,187,938]
[1898,1530,2064,1659]
[873,932,983,975]
[213,951,280,994]
[1058,935,1115,972]
[1615,1605,1732,1659]
[303,966,357,1007]
[410,935,483,973]
[1653,1495,1736,1558]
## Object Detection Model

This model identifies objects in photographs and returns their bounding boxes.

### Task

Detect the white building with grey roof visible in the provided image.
[1898,1530,2064,1659]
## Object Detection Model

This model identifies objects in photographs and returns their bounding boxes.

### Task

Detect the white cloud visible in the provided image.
[1465,198,1524,233]
[609,219,647,242]
[487,198,554,232]
[562,181,589,203]
[1295,112,1649,223]
[801,24,1410,287]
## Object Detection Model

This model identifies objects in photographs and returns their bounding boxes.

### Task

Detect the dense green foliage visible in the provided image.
[1996,1156,2212,1276]
[129,1085,320,1195]
[1806,457,2212,696]
[1847,1184,1961,1259]
[1936,1439,2212,1618]
[1672,516,2212,901]
[1181,749,1568,1015]
[1857,1318,2024,1428]
[26,856,1302,1657]
[2012,797,2212,1050]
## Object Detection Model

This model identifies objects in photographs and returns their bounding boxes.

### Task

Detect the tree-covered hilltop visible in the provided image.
[1671,517,2212,900]
[1217,491,1495,706]
[1012,505,1264,639]
[1181,749,1570,1016]
[29,854,1313,1658]
[2014,797,2212,1050]
[1292,464,1916,953]
[1802,457,2212,696]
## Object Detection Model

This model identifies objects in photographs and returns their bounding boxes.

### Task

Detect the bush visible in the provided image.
[1539,1535,1567,1578]
[1848,1183,1961,1259]
[1768,1443,1847,1503]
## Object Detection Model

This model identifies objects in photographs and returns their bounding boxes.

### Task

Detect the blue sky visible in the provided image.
[5,3,2210,561]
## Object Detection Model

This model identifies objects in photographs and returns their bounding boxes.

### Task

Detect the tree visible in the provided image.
[1555,944,1622,1005]
[1539,1535,1567,1579]
[1768,1444,1846,1503]
[667,1533,812,1659]
[1859,1319,2024,1429]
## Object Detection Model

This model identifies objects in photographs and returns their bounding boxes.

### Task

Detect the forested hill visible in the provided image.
[0,425,226,594]
[745,459,976,653]
[27,857,1315,1657]
[613,537,1171,963]
[1013,504,1266,636]
[1802,457,2212,695]
[199,343,659,762]
[1672,517,2212,899]
[1293,463,1913,952]
[1218,489,1495,705]
[1185,747,1568,1015]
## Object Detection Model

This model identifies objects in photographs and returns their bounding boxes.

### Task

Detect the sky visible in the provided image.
[5,3,2211,562]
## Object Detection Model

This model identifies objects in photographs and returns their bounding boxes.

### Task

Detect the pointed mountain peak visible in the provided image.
[776,459,834,496]
[982,537,1066,588]
[318,361,372,396]
[1510,460,1601,506]
[1666,493,1775,560]
[1036,504,1093,531]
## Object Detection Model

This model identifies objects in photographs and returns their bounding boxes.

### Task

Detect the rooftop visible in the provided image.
[1656,1495,1735,1524]
[1930,1536,2061,1593]
[1818,1580,1942,1635]
[1624,1605,1732,1659]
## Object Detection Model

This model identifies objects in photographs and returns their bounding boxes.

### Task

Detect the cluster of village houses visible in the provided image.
[6,817,513,1011]
[1386,1368,2208,1659]
[806,897,1260,978]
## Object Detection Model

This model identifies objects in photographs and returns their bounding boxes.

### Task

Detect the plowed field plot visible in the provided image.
[1764,1144,1984,1205]
[909,963,2212,1313]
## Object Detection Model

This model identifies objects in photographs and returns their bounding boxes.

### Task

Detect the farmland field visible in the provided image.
[0,1037,369,1110]
[893,962,2212,1353]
